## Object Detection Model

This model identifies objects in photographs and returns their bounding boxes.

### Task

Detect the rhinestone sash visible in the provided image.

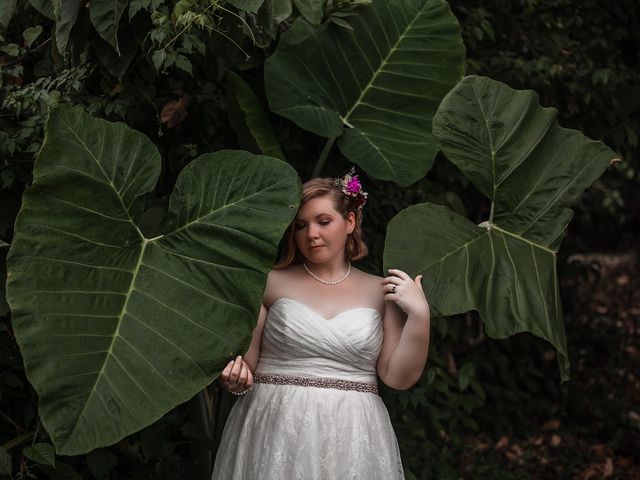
[253,373,378,395]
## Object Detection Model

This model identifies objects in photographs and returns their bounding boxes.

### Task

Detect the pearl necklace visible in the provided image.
[303,261,351,285]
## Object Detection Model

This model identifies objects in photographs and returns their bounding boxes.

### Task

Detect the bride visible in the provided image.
[212,169,431,479]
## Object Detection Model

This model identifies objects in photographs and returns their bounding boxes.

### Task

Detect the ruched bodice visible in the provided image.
[257,297,383,384]
[212,297,404,480]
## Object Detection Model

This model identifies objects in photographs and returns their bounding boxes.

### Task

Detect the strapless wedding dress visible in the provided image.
[212,297,404,479]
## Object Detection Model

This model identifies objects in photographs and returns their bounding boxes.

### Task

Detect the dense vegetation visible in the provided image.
[1,0,638,478]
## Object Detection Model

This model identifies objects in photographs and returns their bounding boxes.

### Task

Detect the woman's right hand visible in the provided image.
[219,355,254,394]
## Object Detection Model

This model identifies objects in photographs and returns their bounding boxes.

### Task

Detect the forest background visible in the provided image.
[0,0,638,479]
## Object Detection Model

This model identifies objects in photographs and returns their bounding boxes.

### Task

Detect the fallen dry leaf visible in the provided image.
[626,346,639,359]
[579,465,599,480]
[495,436,509,449]
[618,457,631,467]
[505,451,520,461]
[603,457,614,477]
[550,434,561,447]
[616,274,629,285]
[160,94,189,128]
[542,419,561,430]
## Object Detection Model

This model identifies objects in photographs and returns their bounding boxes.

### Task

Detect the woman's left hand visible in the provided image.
[382,269,430,318]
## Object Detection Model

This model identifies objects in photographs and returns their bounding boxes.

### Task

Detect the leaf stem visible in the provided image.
[312,137,336,178]
[1,431,35,450]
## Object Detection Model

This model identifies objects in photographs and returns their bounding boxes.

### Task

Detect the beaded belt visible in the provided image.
[253,373,378,395]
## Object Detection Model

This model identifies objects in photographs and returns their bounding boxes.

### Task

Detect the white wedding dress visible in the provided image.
[212,297,404,479]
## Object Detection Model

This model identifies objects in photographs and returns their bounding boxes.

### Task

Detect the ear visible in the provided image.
[346,211,356,234]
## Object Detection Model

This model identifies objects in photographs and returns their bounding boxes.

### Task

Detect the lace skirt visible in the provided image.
[212,382,404,480]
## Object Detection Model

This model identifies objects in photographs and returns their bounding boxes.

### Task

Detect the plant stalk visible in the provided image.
[312,137,337,178]
[2,431,35,450]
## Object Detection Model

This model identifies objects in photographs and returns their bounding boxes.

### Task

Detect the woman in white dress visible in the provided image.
[212,169,431,479]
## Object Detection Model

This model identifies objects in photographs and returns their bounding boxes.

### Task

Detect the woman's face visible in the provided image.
[293,195,355,264]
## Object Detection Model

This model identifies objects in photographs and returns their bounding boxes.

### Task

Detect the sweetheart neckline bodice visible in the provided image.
[270,297,382,322]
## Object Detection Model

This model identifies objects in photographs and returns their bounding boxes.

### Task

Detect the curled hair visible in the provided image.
[273,177,368,269]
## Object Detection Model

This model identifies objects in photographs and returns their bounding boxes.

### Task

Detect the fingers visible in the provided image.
[228,355,243,384]
[383,292,397,302]
[220,359,234,382]
[219,356,254,393]
[238,361,248,386]
[387,268,411,281]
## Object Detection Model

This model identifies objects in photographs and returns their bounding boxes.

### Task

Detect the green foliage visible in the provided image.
[0,1,19,31]
[451,0,639,237]
[23,443,56,466]
[142,0,217,76]
[226,70,285,159]
[227,0,265,14]
[6,105,301,454]
[293,0,324,24]
[265,0,465,184]
[385,75,616,380]
[52,0,84,54]
[0,0,635,477]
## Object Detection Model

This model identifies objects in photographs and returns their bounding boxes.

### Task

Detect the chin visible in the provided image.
[306,248,327,259]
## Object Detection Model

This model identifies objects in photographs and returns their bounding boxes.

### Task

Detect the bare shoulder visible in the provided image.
[263,265,304,307]
[353,266,386,285]
[351,267,386,311]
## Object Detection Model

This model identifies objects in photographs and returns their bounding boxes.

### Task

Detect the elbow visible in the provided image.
[384,380,416,391]
[390,382,415,391]
[381,374,421,391]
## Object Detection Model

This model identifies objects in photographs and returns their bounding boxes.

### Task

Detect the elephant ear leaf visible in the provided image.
[226,70,285,160]
[52,0,83,53]
[227,0,265,14]
[265,0,464,186]
[6,105,301,455]
[89,0,127,53]
[384,76,619,381]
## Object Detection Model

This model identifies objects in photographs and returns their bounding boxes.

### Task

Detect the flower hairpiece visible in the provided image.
[333,167,368,210]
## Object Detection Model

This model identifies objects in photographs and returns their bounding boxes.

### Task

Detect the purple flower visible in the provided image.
[345,176,361,194]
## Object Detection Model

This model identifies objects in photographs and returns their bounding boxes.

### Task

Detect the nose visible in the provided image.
[307,224,320,239]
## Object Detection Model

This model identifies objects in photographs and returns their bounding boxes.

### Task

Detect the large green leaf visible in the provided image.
[28,0,55,21]
[6,105,301,455]
[89,0,127,53]
[0,0,18,30]
[91,23,137,81]
[384,76,619,381]
[52,0,83,53]
[293,0,324,25]
[0,247,8,317]
[273,0,293,23]
[227,0,265,14]
[265,0,464,185]
[226,71,285,160]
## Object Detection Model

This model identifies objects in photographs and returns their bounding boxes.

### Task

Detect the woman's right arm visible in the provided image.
[219,303,268,393]
[243,302,268,371]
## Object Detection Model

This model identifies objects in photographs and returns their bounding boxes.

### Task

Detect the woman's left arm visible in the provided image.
[377,269,430,390]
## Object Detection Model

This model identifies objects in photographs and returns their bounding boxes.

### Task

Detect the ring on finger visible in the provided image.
[392,284,397,293]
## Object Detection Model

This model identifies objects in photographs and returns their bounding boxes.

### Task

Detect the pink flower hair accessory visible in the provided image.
[333,167,368,210]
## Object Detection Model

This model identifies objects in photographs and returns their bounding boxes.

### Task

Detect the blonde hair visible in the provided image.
[273,177,368,269]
